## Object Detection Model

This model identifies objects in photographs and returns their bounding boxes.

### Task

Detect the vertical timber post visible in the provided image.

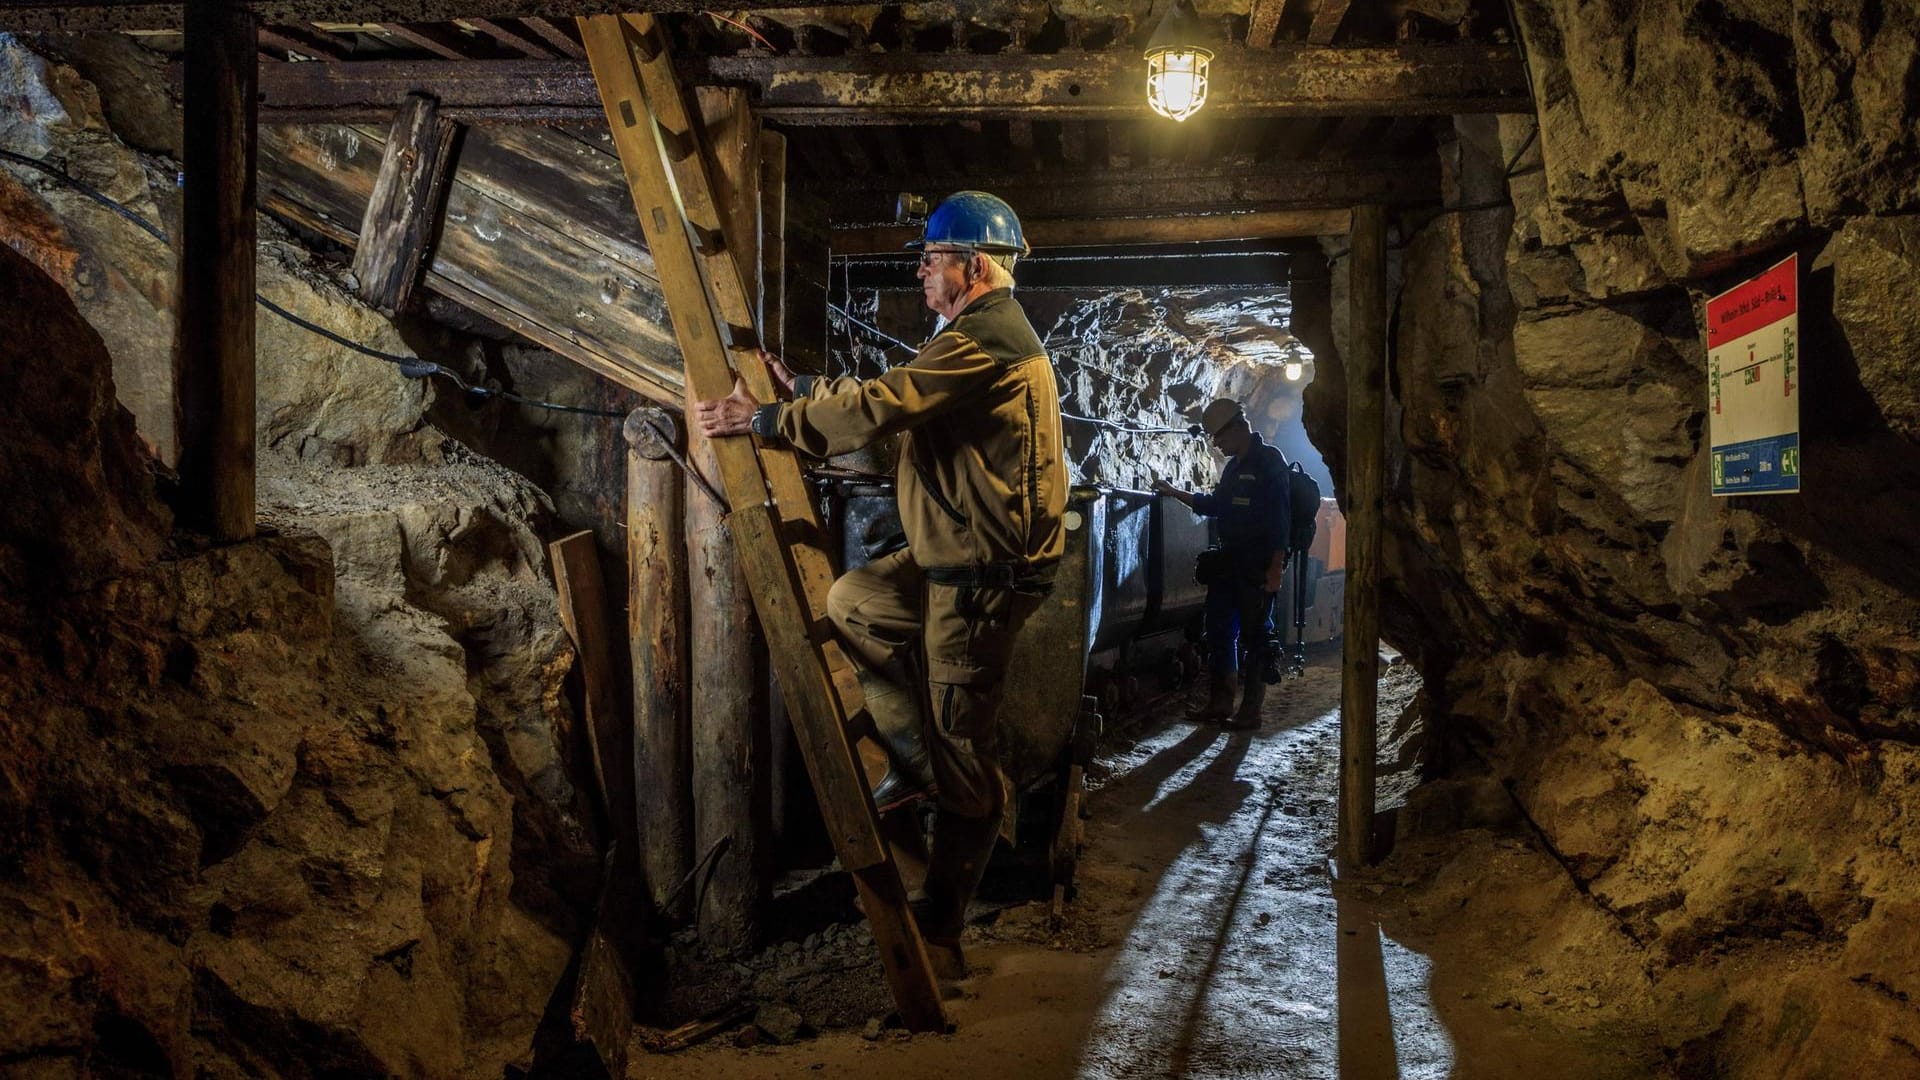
[177,0,256,541]
[758,130,787,360]
[782,190,831,375]
[1339,203,1386,868]
[690,86,770,954]
[625,407,692,921]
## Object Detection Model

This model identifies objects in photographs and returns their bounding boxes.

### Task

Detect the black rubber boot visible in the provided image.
[861,675,937,813]
[912,810,1002,980]
[1228,674,1267,730]
[1186,671,1238,722]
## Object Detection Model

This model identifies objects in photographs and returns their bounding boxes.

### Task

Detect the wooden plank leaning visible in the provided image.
[350,91,456,313]
[576,15,947,1032]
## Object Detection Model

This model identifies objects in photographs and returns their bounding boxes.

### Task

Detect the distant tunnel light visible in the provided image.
[1145,0,1213,122]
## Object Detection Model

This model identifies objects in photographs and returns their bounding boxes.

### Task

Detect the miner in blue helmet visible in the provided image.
[696,191,1064,980]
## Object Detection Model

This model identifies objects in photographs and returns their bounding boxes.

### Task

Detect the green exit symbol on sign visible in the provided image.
[1781,446,1800,476]
[1712,453,1725,486]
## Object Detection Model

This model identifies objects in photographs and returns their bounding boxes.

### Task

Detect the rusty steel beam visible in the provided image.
[687,45,1531,123]
[247,45,1527,123]
[809,158,1437,225]
[0,1,893,32]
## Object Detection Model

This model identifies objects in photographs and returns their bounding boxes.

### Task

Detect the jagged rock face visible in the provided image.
[0,35,441,468]
[0,41,600,1076]
[0,240,167,590]
[1329,2,1920,1070]
[0,237,595,1075]
[832,285,1326,492]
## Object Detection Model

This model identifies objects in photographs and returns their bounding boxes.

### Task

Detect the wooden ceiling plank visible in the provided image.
[465,17,560,59]
[1306,0,1355,45]
[258,24,351,60]
[521,16,588,59]
[1246,0,1284,47]
[377,22,476,61]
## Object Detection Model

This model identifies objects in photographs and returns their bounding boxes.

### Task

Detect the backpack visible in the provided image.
[1286,461,1320,552]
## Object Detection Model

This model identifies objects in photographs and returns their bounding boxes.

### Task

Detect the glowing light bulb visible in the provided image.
[1284,361,1304,382]
[1146,46,1213,122]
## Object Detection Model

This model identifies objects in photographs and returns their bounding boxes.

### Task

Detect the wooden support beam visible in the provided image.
[759,130,787,359]
[1338,203,1385,869]
[377,21,475,60]
[257,23,351,59]
[1247,0,1285,47]
[812,158,1435,226]
[257,121,684,402]
[350,93,455,313]
[783,190,831,375]
[1308,0,1356,45]
[2,2,896,32]
[687,45,1532,122]
[551,531,638,867]
[625,408,692,921]
[578,12,946,1031]
[177,0,256,542]
[465,17,560,58]
[689,84,769,955]
[255,58,602,123]
[248,46,1531,123]
[832,208,1353,254]
[522,16,587,58]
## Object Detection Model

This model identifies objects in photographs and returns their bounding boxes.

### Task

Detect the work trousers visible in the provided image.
[1205,576,1276,676]
[827,548,1043,821]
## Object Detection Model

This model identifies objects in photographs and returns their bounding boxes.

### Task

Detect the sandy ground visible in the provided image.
[631,650,1657,1079]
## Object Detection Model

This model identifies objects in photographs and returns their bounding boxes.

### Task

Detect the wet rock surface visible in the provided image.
[1311,1,1920,1071]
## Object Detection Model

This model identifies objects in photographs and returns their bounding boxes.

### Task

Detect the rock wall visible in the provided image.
[1324,0,1920,1070]
[830,285,1329,492]
[0,37,606,1075]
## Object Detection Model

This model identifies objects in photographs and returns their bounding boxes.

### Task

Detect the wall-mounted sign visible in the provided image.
[1705,253,1801,496]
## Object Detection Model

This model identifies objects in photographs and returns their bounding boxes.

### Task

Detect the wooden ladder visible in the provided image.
[577,13,949,1032]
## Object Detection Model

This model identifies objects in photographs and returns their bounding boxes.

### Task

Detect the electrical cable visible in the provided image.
[702,10,779,52]
[824,298,1198,438]
[0,148,630,420]
[640,415,729,512]
[826,299,919,357]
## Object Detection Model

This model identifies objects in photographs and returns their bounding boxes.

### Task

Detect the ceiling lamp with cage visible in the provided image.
[1145,0,1215,122]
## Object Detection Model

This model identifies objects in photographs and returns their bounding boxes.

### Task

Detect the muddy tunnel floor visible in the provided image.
[635,650,1660,1079]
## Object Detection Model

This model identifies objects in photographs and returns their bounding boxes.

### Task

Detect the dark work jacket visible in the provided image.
[1189,431,1291,573]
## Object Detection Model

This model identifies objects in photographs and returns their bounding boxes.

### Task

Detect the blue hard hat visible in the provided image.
[907,190,1030,255]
